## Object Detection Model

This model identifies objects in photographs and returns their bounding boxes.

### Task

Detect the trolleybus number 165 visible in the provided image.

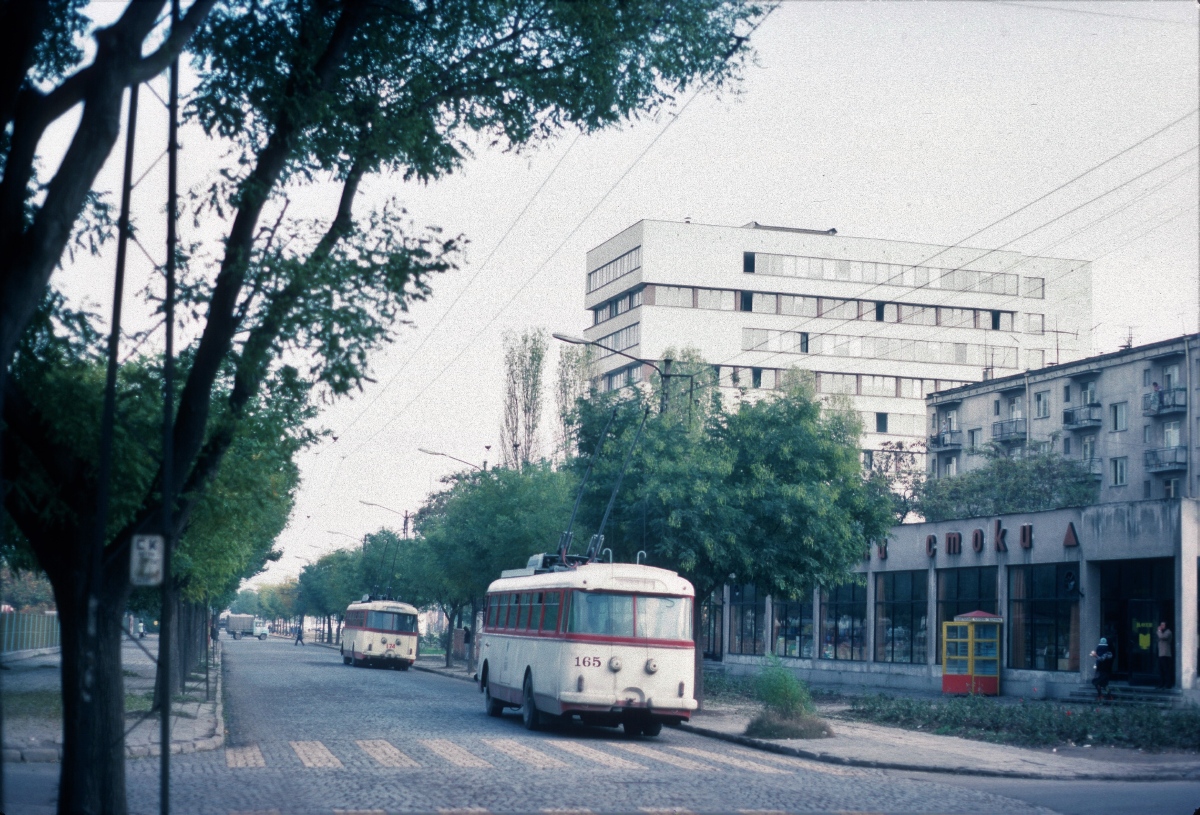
[574,655,602,667]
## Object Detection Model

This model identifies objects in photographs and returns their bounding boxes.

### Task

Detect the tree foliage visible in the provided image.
[916,444,1099,522]
[500,328,548,467]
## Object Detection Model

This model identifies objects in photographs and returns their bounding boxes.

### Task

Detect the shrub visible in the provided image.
[755,654,815,718]
[745,709,832,739]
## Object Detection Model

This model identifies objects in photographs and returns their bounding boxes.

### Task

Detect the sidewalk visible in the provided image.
[2,635,223,763]
[407,655,1200,781]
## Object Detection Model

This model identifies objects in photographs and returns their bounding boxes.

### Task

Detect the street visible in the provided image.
[9,638,1198,814]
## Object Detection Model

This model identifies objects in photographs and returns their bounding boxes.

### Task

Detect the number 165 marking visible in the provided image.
[574,656,601,667]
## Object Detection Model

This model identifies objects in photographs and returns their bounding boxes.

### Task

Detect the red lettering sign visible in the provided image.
[971,528,984,553]
[876,540,888,560]
[994,520,1007,552]
[926,534,937,557]
[946,532,962,555]
[1019,524,1033,549]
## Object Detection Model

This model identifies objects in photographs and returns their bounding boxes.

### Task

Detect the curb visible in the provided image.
[0,646,61,664]
[3,642,225,764]
[411,662,477,685]
[675,721,1200,781]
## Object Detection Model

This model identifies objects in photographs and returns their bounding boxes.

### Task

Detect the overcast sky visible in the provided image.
[53,1,1200,588]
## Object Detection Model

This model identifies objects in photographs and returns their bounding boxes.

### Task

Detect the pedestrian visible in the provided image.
[137,621,145,639]
[1089,637,1114,701]
[295,624,305,646]
[1156,621,1173,689]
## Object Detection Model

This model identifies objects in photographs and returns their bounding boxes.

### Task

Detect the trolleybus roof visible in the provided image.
[486,562,693,597]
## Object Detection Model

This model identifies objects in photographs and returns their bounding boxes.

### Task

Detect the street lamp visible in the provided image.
[327,530,364,550]
[358,501,412,538]
[417,446,485,471]
[552,332,677,414]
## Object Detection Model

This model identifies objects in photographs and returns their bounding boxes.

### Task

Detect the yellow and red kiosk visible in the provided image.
[941,610,1002,695]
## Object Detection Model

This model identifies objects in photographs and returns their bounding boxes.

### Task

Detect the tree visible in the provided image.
[554,343,594,461]
[868,439,927,523]
[500,328,548,467]
[916,444,1099,522]
[228,589,260,616]
[1,3,763,810]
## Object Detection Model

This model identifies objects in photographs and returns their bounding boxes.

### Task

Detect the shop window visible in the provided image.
[819,583,866,661]
[1008,564,1080,672]
[773,595,814,659]
[875,571,928,664]
[936,567,997,664]
[729,584,765,655]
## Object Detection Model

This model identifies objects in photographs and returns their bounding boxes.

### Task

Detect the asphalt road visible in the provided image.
[6,638,1198,814]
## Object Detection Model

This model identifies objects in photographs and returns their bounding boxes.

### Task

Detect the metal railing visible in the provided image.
[1144,446,1187,472]
[1062,405,1103,429]
[1142,387,1187,415]
[929,430,964,450]
[992,418,1027,442]
[0,611,61,654]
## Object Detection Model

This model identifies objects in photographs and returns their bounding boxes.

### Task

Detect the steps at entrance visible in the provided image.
[1067,683,1182,708]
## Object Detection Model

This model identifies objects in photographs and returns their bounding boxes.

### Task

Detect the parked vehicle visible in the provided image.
[227,614,269,640]
[341,598,420,670]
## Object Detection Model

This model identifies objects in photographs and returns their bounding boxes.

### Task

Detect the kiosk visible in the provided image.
[942,610,1002,695]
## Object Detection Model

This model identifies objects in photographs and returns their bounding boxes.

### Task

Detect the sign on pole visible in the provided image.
[130,534,165,586]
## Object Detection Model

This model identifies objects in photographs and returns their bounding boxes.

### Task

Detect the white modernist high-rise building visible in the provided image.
[581,220,1092,453]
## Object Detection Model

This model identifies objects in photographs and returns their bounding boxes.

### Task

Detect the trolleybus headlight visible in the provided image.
[608,656,622,672]
[380,637,387,644]
[577,675,585,692]
[645,659,658,674]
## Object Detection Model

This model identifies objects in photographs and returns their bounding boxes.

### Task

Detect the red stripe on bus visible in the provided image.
[344,627,419,636]
[481,630,692,648]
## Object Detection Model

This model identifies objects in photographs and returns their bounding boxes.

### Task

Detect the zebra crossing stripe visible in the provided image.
[225,745,265,768]
[435,808,490,814]
[334,810,388,814]
[356,739,419,768]
[548,741,646,770]
[290,740,344,768]
[482,738,568,769]
[730,748,863,777]
[609,741,712,771]
[639,809,694,814]
[669,746,784,774]
[421,738,493,768]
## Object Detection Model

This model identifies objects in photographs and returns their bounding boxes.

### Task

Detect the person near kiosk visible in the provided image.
[1090,637,1114,701]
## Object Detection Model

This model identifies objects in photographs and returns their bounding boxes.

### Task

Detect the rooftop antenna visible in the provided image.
[586,407,650,562]
[1120,327,1134,350]
[558,406,618,561]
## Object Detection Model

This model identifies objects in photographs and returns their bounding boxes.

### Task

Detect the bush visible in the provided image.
[745,709,832,739]
[847,694,1200,751]
[755,654,815,718]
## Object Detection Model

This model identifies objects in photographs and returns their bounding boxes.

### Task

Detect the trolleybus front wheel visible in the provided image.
[521,674,544,731]
[641,720,662,737]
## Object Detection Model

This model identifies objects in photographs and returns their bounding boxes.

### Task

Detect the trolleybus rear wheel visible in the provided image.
[483,674,504,717]
[641,721,663,737]
[621,721,643,737]
[521,674,543,731]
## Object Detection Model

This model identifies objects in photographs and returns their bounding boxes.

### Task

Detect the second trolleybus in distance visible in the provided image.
[341,597,420,670]
[477,553,696,736]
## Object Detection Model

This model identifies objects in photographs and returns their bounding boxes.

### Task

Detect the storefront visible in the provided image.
[715,498,1198,702]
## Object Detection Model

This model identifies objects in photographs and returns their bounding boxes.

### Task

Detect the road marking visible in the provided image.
[334,811,388,815]
[421,738,493,768]
[609,741,712,770]
[735,748,865,777]
[289,740,343,768]
[639,809,693,814]
[548,741,646,770]
[669,745,785,774]
[482,738,568,769]
[540,809,594,813]
[356,739,419,768]
[228,811,279,815]
[224,745,265,768]
[435,808,489,814]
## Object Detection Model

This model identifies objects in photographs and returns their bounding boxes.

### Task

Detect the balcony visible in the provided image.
[1142,388,1187,416]
[1062,405,1103,431]
[1144,446,1187,473]
[929,430,964,451]
[992,418,1027,443]
[1082,458,1103,480]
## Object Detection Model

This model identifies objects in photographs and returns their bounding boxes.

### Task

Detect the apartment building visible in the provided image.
[926,333,1199,499]
[582,219,1092,450]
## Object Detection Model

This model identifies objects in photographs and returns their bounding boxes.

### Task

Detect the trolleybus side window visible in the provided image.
[542,591,562,633]
[502,593,515,629]
[637,595,692,641]
[486,596,499,629]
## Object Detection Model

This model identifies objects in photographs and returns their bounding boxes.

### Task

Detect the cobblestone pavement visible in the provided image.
[104,638,1063,814]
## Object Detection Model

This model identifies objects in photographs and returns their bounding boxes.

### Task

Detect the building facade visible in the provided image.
[927,333,1199,499]
[712,499,1198,701]
[582,219,1092,451]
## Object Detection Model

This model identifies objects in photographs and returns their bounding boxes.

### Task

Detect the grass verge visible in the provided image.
[746,710,833,739]
[846,693,1200,752]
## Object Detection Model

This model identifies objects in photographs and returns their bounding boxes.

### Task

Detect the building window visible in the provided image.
[1165,478,1180,499]
[968,428,981,449]
[773,595,814,659]
[586,247,641,293]
[1142,369,1151,387]
[1143,480,1151,499]
[936,567,997,664]
[875,412,888,433]
[595,323,640,359]
[1080,381,1097,405]
[819,583,866,661]
[1026,313,1044,335]
[743,252,755,274]
[1163,420,1181,448]
[1111,456,1128,486]
[1143,425,1152,444]
[799,332,809,353]
[875,571,928,664]
[993,399,1000,416]
[1033,391,1049,419]
[1027,349,1045,369]
[1008,564,1080,672]
[657,285,693,308]
[739,291,753,312]
[1063,384,1070,402]
[752,293,777,314]
[751,368,763,389]
[1110,402,1127,431]
[728,584,765,655]
[696,288,735,311]
[1024,277,1045,299]
[875,302,887,322]
[1063,437,1071,455]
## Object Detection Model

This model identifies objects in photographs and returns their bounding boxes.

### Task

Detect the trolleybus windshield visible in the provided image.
[364,611,418,633]
[567,592,692,641]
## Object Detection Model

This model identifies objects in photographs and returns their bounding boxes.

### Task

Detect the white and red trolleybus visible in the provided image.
[477,555,697,736]
[341,597,420,670]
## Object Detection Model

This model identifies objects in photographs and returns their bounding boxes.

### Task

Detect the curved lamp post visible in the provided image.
[417,447,486,471]
[552,332,678,414]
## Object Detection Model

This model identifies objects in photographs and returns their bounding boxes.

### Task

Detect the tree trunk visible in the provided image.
[54,556,130,814]
[692,592,705,712]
